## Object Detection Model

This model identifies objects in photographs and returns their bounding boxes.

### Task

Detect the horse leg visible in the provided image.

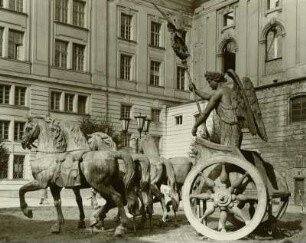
[72,188,86,229]
[49,184,64,233]
[92,184,129,236]
[91,189,99,208]
[19,180,42,218]
[151,184,168,223]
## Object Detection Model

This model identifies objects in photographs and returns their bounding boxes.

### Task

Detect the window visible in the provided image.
[120,104,131,119]
[13,155,24,179]
[0,85,10,104]
[0,120,9,140]
[72,43,85,71]
[55,0,68,23]
[150,22,161,47]
[73,0,85,27]
[55,40,68,68]
[122,133,131,147]
[223,41,236,72]
[290,96,306,123]
[14,121,24,141]
[121,13,132,40]
[223,12,234,27]
[9,0,23,12]
[120,54,132,80]
[266,26,282,61]
[175,115,183,125]
[8,30,23,60]
[64,93,74,112]
[268,0,280,10]
[78,95,87,114]
[15,86,26,106]
[0,158,8,179]
[151,109,161,123]
[150,61,161,86]
[0,27,3,57]
[51,91,61,111]
[0,0,3,7]
[177,66,185,90]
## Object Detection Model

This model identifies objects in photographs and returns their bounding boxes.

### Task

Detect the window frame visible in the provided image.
[175,115,183,125]
[72,43,85,71]
[0,120,10,140]
[73,0,86,27]
[150,60,161,86]
[120,104,132,119]
[223,11,234,28]
[290,95,306,123]
[120,13,133,40]
[8,0,23,13]
[120,53,133,81]
[13,154,25,179]
[0,84,11,105]
[8,29,24,60]
[151,108,161,123]
[50,91,61,111]
[150,21,162,47]
[14,121,25,141]
[176,66,186,90]
[265,26,282,62]
[55,0,68,23]
[54,39,68,69]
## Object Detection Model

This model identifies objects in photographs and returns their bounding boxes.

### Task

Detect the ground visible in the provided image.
[0,204,305,243]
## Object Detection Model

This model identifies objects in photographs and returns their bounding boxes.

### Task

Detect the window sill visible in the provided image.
[265,57,282,63]
[119,79,136,83]
[0,57,30,64]
[149,84,165,89]
[148,45,165,51]
[0,104,29,110]
[54,21,89,31]
[0,7,28,16]
[51,66,90,74]
[265,7,282,16]
[118,37,137,44]
[50,110,89,116]
[175,89,189,93]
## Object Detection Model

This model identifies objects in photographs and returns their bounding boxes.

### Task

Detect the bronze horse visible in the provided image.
[136,134,193,224]
[87,132,153,229]
[20,117,139,235]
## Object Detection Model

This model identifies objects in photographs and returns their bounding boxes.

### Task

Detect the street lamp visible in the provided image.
[134,113,147,139]
[143,118,151,135]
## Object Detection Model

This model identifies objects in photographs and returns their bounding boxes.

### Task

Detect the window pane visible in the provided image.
[78,95,87,114]
[13,155,24,179]
[120,54,132,80]
[0,27,3,57]
[72,43,85,71]
[268,0,280,10]
[223,12,234,27]
[151,22,161,47]
[15,86,26,106]
[64,93,74,112]
[51,91,61,111]
[291,96,306,123]
[175,115,183,125]
[55,40,68,68]
[9,0,22,12]
[55,0,68,23]
[177,66,185,90]
[120,105,131,119]
[0,85,11,104]
[151,109,161,123]
[73,0,85,27]
[14,121,25,141]
[266,26,282,61]
[150,61,160,86]
[121,13,132,40]
[0,120,10,140]
[8,30,24,60]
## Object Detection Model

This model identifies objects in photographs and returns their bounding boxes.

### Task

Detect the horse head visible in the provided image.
[21,117,41,149]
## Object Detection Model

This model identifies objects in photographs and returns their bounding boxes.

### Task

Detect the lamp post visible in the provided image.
[120,113,151,151]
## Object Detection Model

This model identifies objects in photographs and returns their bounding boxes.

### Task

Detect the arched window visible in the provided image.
[266,25,282,61]
[290,95,306,123]
[223,41,236,73]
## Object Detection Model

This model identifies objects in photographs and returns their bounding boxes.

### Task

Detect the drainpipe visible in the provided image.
[105,0,109,121]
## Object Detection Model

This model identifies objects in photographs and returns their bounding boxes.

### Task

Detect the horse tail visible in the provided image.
[114,151,139,216]
[163,158,180,212]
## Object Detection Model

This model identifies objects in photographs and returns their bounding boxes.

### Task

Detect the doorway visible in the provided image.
[295,178,305,206]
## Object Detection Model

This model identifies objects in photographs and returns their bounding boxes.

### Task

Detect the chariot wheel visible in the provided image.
[182,155,267,241]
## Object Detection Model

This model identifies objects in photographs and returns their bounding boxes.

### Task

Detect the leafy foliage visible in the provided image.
[79,116,123,146]
[0,139,9,179]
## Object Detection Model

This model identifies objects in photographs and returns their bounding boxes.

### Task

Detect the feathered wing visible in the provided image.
[227,69,268,141]
[242,77,268,141]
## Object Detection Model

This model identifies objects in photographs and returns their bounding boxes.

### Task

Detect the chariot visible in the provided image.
[182,137,291,241]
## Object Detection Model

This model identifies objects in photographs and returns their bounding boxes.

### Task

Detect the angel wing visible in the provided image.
[227,69,268,142]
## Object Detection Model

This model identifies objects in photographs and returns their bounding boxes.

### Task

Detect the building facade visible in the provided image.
[0,0,194,194]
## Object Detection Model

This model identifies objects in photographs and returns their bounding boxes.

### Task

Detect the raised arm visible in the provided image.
[189,83,211,100]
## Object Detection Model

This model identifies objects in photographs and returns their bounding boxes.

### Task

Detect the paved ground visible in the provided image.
[0,196,305,243]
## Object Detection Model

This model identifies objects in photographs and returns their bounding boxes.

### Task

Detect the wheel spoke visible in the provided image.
[219,163,228,184]
[218,209,228,232]
[190,192,212,200]
[230,173,249,190]
[236,193,258,202]
[228,205,250,225]
[199,202,215,225]
[199,172,215,188]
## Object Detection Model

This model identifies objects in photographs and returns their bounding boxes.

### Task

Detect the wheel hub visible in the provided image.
[214,189,231,207]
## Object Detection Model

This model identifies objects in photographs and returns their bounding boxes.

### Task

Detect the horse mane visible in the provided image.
[48,119,67,152]
[88,132,117,151]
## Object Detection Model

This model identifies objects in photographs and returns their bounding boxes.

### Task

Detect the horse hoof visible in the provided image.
[114,226,127,236]
[50,224,60,234]
[25,209,33,219]
[77,220,86,229]
[89,218,98,227]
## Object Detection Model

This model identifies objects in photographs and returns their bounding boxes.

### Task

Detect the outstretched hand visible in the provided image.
[189,83,197,92]
[191,126,197,136]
